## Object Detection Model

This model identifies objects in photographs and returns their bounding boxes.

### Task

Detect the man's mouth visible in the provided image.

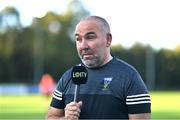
[82,54,93,59]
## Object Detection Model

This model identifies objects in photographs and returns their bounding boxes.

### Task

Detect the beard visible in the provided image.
[78,49,103,68]
[81,55,100,68]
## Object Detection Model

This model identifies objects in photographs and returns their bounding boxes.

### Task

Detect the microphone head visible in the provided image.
[71,65,88,85]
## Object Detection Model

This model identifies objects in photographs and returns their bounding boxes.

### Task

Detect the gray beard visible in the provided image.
[81,56,102,68]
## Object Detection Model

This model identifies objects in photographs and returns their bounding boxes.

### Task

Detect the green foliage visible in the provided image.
[0,1,89,84]
[156,49,180,89]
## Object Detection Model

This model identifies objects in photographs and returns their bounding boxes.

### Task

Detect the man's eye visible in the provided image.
[76,37,81,41]
[86,34,96,39]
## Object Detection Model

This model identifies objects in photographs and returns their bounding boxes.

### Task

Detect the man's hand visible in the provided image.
[64,101,82,119]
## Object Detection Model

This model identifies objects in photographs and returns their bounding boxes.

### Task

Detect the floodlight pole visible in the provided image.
[146,46,155,90]
[33,19,44,85]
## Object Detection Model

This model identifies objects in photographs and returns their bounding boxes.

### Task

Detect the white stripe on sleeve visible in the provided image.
[53,89,62,101]
[126,94,151,105]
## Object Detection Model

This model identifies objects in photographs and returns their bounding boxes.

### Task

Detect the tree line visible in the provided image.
[0,2,180,90]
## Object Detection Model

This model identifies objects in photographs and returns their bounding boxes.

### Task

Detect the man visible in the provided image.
[46,16,151,119]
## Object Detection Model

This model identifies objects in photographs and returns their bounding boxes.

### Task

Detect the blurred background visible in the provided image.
[0,0,180,119]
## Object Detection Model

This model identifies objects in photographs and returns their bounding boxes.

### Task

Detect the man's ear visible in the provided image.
[106,33,112,47]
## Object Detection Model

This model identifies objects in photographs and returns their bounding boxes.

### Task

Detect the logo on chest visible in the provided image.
[102,77,113,90]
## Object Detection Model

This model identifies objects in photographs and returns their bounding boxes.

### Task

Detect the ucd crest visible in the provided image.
[102,77,112,90]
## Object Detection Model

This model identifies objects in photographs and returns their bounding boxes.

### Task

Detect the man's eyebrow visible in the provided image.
[75,33,79,37]
[86,32,96,35]
[74,32,96,37]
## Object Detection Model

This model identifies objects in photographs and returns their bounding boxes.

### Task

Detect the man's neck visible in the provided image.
[102,54,113,66]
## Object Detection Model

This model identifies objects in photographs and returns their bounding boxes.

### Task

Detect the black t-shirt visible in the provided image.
[50,57,151,119]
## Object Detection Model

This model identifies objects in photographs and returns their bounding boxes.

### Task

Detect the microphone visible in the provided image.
[71,65,88,102]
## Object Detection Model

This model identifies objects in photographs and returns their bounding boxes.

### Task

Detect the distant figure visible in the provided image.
[39,73,56,98]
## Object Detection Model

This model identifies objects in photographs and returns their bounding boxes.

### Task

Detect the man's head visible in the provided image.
[75,16,112,68]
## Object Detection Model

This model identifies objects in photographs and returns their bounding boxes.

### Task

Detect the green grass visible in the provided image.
[0,95,49,120]
[0,91,180,119]
[151,91,180,119]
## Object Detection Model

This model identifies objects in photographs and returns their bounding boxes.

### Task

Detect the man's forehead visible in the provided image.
[75,20,100,36]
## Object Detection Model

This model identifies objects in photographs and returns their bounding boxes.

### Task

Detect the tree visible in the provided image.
[0,6,22,83]
[0,6,21,31]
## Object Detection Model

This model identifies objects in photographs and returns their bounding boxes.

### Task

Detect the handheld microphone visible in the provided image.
[71,65,88,102]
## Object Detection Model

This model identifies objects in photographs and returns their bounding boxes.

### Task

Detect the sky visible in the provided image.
[0,0,180,50]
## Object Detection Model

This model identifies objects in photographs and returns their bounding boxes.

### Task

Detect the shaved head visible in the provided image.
[79,16,111,35]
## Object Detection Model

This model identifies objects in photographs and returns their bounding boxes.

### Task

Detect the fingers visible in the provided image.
[78,101,82,107]
[65,101,82,120]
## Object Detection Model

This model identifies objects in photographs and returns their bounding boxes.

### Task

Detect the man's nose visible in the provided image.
[80,40,89,50]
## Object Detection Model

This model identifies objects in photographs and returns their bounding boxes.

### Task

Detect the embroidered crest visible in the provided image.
[102,77,112,90]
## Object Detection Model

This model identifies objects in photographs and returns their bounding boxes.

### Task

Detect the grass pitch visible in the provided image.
[0,91,180,119]
[151,91,180,119]
[0,95,49,119]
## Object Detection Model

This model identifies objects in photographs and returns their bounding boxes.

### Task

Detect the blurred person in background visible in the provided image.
[46,16,151,119]
[39,73,55,98]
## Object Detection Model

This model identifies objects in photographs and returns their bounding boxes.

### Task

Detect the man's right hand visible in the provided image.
[64,101,82,119]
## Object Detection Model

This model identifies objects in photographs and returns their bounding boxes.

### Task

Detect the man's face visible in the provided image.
[75,20,109,68]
